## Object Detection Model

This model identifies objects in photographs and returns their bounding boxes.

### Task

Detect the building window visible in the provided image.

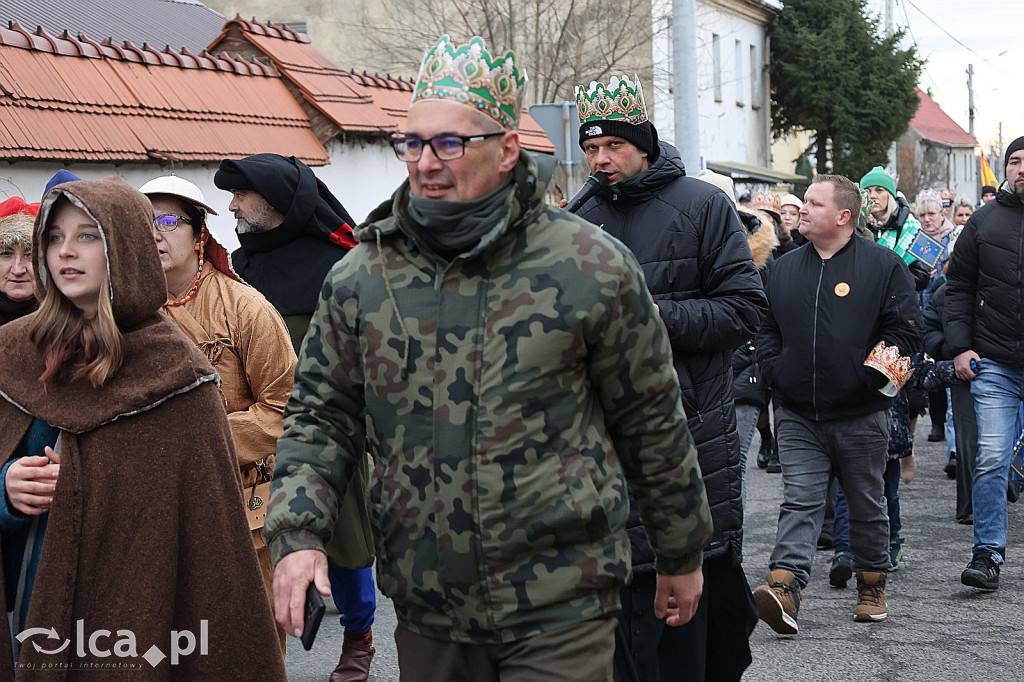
[712,34,722,102]
[735,39,744,106]
[283,21,308,34]
[750,44,761,110]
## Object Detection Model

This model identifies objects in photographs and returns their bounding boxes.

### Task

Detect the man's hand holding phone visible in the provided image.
[272,549,331,646]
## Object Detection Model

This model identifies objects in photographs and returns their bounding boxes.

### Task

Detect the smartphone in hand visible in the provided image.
[301,582,326,651]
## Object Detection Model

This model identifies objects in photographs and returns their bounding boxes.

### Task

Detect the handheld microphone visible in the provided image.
[565,172,610,213]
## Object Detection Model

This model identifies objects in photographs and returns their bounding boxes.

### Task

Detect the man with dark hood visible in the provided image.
[214,154,358,347]
[946,135,1024,592]
[572,74,766,682]
[214,154,376,682]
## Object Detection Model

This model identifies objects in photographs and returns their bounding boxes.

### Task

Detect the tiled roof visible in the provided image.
[911,87,977,148]
[210,18,555,153]
[0,0,225,54]
[208,18,395,136]
[0,22,328,164]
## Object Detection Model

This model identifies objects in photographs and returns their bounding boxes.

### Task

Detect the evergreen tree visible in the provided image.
[770,0,922,178]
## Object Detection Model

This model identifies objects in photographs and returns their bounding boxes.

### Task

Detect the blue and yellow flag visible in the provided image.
[907,230,944,269]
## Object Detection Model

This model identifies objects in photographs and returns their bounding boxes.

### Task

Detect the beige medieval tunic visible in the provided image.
[164,265,296,651]
[165,266,296,483]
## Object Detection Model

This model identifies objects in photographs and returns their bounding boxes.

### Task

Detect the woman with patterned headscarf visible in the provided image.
[0,199,40,326]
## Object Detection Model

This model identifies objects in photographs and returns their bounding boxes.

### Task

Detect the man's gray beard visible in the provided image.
[235,219,271,234]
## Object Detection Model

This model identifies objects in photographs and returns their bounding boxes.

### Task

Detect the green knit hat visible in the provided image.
[859,166,897,199]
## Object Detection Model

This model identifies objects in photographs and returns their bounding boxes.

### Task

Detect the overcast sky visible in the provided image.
[865,0,1022,157]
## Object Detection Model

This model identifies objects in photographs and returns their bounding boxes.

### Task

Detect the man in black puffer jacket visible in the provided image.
[945,135,1024,592]
[573,76,766,682]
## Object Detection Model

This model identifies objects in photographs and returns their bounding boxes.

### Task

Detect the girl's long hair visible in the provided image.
[28,208,125,388]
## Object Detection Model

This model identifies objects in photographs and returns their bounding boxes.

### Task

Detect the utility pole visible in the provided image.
[672,0,701,174]
[967,64,975,139]
[886,0,896,168]
[999,123,1004,182]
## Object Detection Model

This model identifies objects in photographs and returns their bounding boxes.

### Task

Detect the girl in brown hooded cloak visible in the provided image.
[0,177,286,679]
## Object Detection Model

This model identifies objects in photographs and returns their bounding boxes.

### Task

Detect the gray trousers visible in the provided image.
[769,407,890,587]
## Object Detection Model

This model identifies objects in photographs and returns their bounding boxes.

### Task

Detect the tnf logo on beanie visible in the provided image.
[585,125,603,136]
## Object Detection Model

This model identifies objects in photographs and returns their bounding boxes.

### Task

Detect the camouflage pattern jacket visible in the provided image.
[265,151,712,644]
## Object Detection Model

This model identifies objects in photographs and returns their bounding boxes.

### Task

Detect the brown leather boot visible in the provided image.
[853,571,887,622]
[329,627,375,682]
[752,569,801,635]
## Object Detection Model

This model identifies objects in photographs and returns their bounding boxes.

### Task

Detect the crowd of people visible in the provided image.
[0,31,1020,682]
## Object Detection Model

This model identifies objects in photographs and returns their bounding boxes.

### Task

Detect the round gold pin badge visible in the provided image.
[834,282,851,297]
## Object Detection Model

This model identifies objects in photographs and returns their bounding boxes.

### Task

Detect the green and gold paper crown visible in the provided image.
[411,35,527,130]
[574,75,649,125]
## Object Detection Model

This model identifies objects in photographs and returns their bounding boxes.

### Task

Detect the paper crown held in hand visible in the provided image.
[864,341,914,395]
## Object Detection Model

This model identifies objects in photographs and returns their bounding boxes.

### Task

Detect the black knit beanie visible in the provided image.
[1004,136,1024,178]
[579,120,660,162]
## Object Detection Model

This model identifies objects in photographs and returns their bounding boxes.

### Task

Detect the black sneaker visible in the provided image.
[961,554,1000,590]
[928,423,945,442]
[756,441,770,469]
[757,430,773,469]
[1008,480,1024,504]
[944,455,957,480]
[829,551,854,588]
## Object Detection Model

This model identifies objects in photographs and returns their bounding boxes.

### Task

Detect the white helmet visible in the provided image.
[779,193,803,210]
[138,175,218,215]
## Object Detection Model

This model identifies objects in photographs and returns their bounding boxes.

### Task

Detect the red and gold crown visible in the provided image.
[863,341,914,394]
[751,190,781,218]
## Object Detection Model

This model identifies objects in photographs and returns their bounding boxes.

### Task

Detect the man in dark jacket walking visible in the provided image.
[753,175,921,634]
[946,136,1024,591]
[573,75,767,682]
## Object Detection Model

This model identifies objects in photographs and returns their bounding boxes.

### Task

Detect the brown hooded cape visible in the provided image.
[0,177,285,679]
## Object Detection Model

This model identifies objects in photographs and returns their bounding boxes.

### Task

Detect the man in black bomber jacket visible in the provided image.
[752,175,921,635]
[573,75,767,682]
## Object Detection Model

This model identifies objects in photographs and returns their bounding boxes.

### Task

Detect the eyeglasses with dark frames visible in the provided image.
[389,132,506,162]
[153,213,193,233]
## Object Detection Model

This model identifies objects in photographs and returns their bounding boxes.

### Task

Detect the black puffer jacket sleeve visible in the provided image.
[658,193,767,355]
[923,282,950,360]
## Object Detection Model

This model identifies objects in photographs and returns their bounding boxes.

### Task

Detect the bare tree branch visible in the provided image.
[360,0,652,106]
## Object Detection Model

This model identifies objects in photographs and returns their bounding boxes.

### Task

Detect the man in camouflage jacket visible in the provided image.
[266,35,712,680]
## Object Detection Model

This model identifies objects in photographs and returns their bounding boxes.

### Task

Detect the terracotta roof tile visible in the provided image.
[0,22,328,164]
[209,18,554,154]
[911,87,977,148]
[208,17,394,135]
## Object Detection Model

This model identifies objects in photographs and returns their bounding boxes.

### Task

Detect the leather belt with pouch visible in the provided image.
[245,458,272,551]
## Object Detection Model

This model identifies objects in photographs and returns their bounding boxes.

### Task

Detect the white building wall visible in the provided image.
[651,0,771,167]
[0,139,408,253]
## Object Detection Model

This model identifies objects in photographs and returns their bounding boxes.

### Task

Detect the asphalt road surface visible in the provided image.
[286,419,1024,681]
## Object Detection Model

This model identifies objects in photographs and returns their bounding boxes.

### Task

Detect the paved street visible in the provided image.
[286,422,1024,681]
